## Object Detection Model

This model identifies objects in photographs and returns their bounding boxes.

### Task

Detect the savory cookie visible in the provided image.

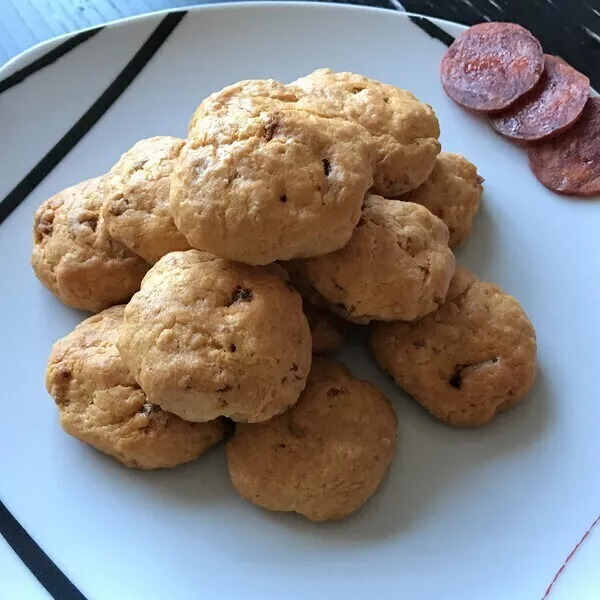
[226,358,397,521]
[171,79,374,265]
[118,250,312,423]
[102,136,191,263]
[187,78,301,133]
[370,267,537,427]
[399,153,483,247]
[46,306,225,469]
[287,194,455,323]
[304,303,346,354]
[31,177,149,312]
[293,68,441,196]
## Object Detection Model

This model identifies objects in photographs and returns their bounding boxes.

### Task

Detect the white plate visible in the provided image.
[1,3,599,599]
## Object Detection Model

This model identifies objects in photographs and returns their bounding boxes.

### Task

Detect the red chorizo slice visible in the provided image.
[489,55,590,142]
[527,97,600,197]
[441,22,544,112]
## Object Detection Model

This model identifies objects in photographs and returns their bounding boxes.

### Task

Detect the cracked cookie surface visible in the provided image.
[46,306,225,469]
[370,267,537,426]
[102,136,191,263]
[31,177,149,312]
[399,153,483,248]
[118,250,312,423]
[226,358,397,521]
[293,68,441,196]
[287,194,455,323]
[173,79,374,265]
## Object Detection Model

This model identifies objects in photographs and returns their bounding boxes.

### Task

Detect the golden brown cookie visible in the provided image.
[187,78,300,133]
[399,153,483,247]
[293,68,441,196]
[304,303,346,354]
[118,250,312,423]
[102,136,191,263]
[31,177,149,312]
[226,358,397,521]
[370,267,537,427]
[46,306,225,469]
[287,194,455,324]
[172,79,374,265]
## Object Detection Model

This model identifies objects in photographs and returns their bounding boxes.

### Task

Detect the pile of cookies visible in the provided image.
[35,68,537,522]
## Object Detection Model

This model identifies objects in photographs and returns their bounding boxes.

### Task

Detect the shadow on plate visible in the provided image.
[454,196,497,276]
[251,347,552,546]
[68,329,550,551]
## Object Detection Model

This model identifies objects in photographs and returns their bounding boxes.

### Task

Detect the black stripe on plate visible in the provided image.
[0,10,186,227]
[409,15,455,47]
[0,29,103,95]
[0,500,86,600]
[0,11,186,600]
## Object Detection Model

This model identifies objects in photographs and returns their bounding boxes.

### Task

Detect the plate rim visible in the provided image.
[0,1,467,80]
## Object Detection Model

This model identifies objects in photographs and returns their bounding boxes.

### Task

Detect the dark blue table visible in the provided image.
[0,0,598,89]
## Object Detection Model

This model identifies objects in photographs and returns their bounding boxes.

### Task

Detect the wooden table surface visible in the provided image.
[1,0,598,89]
